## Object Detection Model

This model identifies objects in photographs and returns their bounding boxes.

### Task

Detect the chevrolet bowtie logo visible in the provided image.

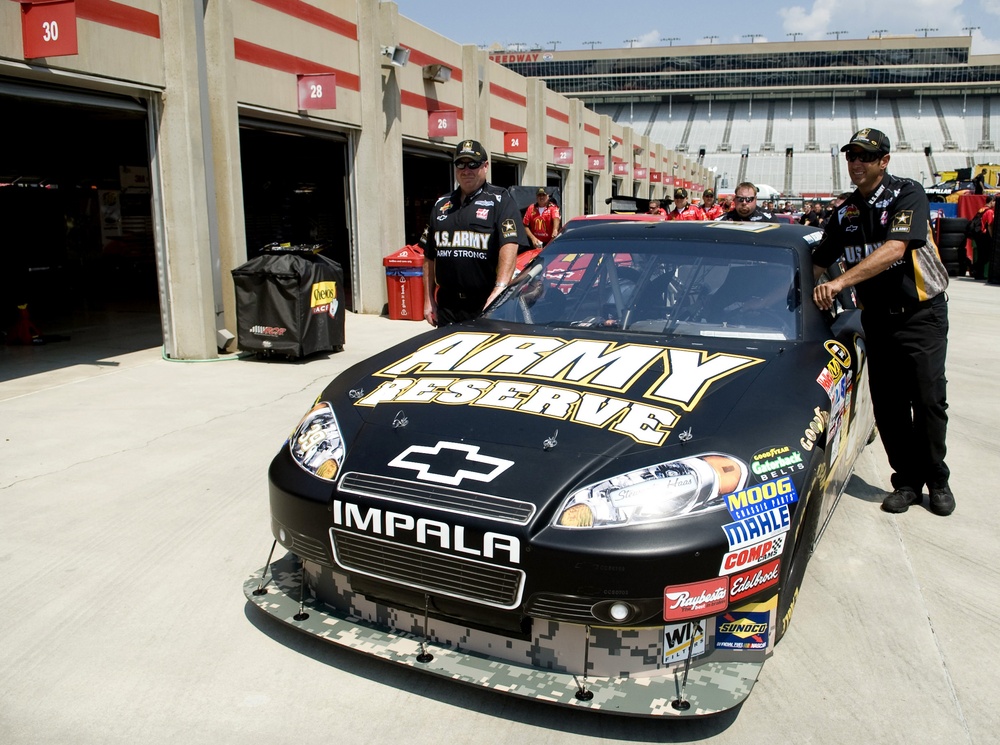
[388,441,514,485]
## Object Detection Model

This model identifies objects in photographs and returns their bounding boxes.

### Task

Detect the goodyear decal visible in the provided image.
[724,476,799,521]
[357,332,761,446]
[750,446,804,482]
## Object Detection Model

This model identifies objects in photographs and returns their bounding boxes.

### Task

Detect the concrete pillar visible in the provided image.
[524,78,547,187]
[462,45,490,151]
[355,0,407,313]
[203,0,246,348]
[597,115,614,212]
[157,0,222,359]
[564,99,586,220]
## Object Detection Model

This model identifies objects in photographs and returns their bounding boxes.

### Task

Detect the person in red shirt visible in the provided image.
[647,199,668,216]
[700,188,724,220]
[666,188,706,220]
[973,194,995,279]
[523,188,561,249]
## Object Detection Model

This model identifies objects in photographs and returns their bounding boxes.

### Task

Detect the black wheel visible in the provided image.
[945,261,961,277]
[938,244,960,264]
[937,232,968,249]
[937,217,969,234]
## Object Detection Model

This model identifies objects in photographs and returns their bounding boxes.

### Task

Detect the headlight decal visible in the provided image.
[553,453,747,529]
[289,402,345,481]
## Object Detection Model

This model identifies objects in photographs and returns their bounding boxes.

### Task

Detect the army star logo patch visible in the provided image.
[502,219,516,233]
[890,210,913,232]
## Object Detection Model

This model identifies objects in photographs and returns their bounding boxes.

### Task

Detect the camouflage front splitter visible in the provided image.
[243,553,763,717]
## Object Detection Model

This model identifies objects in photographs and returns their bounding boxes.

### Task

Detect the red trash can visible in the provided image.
[383,245,425,320]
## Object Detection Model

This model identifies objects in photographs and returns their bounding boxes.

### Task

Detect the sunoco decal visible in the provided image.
[356,332,761,446]
[716,610,770,650]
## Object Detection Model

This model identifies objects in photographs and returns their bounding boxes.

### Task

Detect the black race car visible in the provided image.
[245,220,875,717]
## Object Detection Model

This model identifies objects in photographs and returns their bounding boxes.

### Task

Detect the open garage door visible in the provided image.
[238,120,354,310]
[0,78,161,369]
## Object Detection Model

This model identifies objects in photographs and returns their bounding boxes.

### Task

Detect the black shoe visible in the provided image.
[881,487,920,513]
[929,485,956,516]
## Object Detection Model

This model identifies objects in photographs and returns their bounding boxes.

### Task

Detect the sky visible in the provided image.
[396,0,1000,55]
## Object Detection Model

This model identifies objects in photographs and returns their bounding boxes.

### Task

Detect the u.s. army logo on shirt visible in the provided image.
[502,219,517,236]
[890,210,913,233]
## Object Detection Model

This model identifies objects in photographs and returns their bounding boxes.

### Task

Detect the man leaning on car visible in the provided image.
[811,128,955,517]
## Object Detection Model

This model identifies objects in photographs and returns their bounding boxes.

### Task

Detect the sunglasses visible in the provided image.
[454,160,485,170]
[844,151,883,163]
[734,196,756,203]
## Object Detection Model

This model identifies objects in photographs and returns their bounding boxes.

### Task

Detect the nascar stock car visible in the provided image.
[244,220,875,717]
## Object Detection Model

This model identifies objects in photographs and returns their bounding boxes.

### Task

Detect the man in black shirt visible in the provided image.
[422,140,523,325]
[719,182,775,222]
[812,128,954,516]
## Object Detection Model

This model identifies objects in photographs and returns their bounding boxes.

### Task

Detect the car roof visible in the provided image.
[553,217,818,251]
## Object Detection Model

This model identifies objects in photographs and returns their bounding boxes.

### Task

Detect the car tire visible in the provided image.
[936,232,968,249]
[937,217,969,234]
[776,458,825,644]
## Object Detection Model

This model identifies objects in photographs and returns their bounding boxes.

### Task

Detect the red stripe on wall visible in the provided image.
[489,83,526,107]
[251,0,357,39]
[546,107,569,123]
[490,117,525,133]
[400,90,463,117]
[546,135,569,147]
[584,147,600,156]
[76,0,160,38]
[584,123,600,136]
[234,39,361,90]
[404,48,463,82]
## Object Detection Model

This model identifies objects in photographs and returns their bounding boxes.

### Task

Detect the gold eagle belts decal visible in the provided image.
[355,332,761,445]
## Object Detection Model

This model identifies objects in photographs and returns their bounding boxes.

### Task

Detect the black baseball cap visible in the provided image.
[674,187,688,199]
[455,139,487,162]
[703,188,715,197]
[841,128,891,154]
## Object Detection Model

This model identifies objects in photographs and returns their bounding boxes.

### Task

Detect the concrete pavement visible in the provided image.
[1,280,998,744]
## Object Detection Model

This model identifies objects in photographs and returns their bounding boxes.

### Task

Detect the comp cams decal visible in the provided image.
[356,332,761,446]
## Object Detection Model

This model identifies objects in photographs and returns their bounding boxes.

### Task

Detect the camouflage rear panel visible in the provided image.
[244,552,766,717]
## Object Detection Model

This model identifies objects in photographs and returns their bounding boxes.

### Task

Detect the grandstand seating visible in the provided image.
[597,94,1000,196]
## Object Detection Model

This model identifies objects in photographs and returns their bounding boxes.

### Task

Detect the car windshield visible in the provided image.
[486,239,800,340]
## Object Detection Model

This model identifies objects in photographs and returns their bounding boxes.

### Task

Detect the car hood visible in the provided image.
[319,322,819,507]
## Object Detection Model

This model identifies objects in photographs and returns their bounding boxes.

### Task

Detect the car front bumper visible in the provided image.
[244,552,765,718]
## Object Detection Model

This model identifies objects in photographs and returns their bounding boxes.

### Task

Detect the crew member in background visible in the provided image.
[799,201,821,227]
[647,199,668,216]
[719,182,775,222]
[812,127,954,517]
[523,188,561,249]
[666,188,705,220]
[423,139,522,326]
[701,188,724,220]
[972,194,994,280]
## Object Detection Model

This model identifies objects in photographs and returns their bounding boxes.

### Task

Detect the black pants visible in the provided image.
[862,299,950,492]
